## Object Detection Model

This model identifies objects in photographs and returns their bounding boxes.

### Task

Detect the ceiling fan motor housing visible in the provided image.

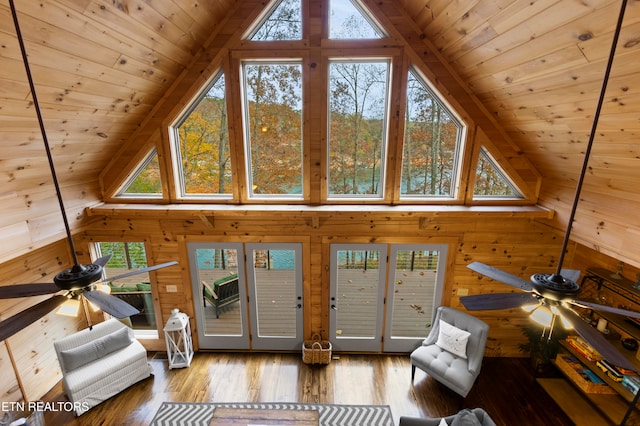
[54,263,104,290]
[531,273,581,301]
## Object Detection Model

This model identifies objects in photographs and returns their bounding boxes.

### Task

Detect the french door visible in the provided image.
[189,242,303,350]
[329,243,447,352]
[246,243,303,350]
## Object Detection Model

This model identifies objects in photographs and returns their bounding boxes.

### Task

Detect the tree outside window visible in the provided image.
[243,62,303,197]
[174,73,232,197]
[328,60,389,198]
[401,69,463,198]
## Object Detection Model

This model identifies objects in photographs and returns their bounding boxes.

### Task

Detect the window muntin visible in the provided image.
[401,68,465,199]
[242,61,303,198]
[328,59,390,198]
[173,72,232,198]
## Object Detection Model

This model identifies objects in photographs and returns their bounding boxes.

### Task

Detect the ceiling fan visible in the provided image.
[460,0,640,371]
[0,0,178,342]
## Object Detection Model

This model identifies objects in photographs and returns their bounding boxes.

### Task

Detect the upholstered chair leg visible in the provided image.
[411,364,416,382]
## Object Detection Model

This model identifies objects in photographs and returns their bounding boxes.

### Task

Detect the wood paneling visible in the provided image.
[400,0,640,266]
[0,0,638,265]
[0,0,235,262]
[2,0,640,410]
[77,204,561,357]
[0,241,86,402]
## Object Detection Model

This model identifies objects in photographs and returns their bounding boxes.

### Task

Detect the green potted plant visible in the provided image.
[518,321,568,375]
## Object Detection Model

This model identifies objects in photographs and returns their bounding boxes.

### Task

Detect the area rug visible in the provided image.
[151,402,394,426]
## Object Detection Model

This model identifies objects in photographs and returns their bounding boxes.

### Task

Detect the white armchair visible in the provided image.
[410,306,489,398]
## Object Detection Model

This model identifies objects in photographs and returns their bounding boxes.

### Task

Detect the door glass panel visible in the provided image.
[195,247,242,336]
[384,244,447,352]
[389,249,439,337]
[252,249,297,337]
[330,243,387,352]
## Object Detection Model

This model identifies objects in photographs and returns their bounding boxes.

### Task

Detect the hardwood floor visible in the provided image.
[41,353,572,425]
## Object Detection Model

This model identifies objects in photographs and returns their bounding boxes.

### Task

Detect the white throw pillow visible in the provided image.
[435,320,470,359]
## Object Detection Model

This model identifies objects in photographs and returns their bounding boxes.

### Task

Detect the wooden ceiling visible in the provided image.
[1,0,639,266]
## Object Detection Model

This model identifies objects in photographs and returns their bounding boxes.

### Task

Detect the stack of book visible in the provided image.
[622,375,640,394]
[566,335,601,361]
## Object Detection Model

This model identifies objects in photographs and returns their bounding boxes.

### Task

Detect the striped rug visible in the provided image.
[151,402,394,426]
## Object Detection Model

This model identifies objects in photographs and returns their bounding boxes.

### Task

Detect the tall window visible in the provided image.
[401,68,464,198]
[173,72,232,197]
[242,61,303,197]
[328,60,390,198]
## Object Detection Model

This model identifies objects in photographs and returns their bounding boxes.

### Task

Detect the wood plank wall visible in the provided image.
[0,240,86,404]
[3,208,638,403]
[78,205,557,358]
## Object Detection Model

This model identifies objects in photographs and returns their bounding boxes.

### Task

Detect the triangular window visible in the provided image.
[117,149,163,198]
[329,0,385,39]
[473,147,523,199]
[249,0,302,41]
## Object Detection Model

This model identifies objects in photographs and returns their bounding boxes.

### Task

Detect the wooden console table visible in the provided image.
[209,407,319,425]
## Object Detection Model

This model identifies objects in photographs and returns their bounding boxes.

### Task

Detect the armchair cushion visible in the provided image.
[435,320,470,359]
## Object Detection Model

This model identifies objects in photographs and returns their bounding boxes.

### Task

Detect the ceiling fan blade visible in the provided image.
[460,293,538,311]
[0,283,60,299]
[102,261,179,283]
[467,262,533,292]
[93,254,112,267]
[0,295,67,342]
[83,291,140,319]
[570,299,640,319]
[558,305,636,371]
[560,269,581,283]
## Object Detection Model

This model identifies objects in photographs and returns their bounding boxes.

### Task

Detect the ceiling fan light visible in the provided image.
[522,303,539,313]
[57,298,80,317]
[530,305,553,327]
[549,305,574,329]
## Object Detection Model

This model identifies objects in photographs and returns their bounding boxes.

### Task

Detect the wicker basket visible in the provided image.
[302,333,332,364]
